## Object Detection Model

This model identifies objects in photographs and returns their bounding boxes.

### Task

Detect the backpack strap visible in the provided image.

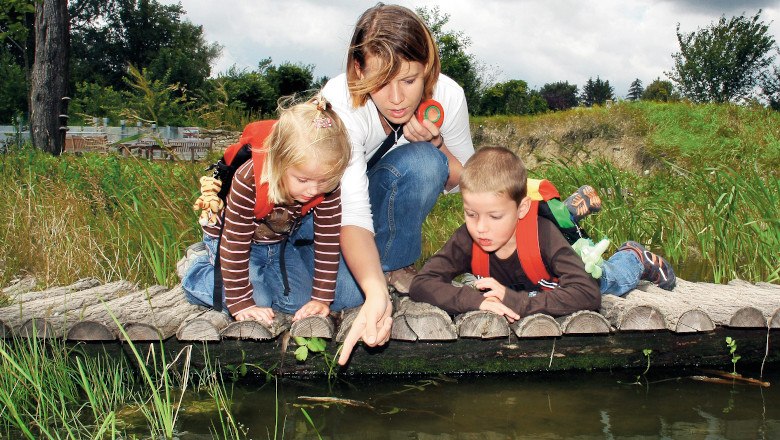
[516,201,557,290]
[471,241,490,278]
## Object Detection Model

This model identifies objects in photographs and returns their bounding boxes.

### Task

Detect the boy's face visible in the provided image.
[462,190,530,257]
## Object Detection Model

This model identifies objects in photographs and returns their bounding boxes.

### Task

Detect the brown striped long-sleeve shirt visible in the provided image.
[203,160,342,316]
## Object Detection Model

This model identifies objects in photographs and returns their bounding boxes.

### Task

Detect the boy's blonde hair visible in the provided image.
[460,146,528,204]
[261,94,351,204]
[346,3,441,108]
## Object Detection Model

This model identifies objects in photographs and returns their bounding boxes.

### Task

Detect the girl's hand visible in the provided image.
[479,297,521,323]
[293,300,331,321]
[403,116,442,147]
[474,277,507,302]
[234,306,275,325]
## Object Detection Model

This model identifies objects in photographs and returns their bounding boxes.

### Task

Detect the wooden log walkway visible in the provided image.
[2,275,779,374]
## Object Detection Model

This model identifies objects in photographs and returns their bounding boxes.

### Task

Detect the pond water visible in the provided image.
[174,367,779,439]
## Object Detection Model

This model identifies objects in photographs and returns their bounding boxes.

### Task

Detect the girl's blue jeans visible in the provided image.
[182,216,365,315]
[599,249,644,297]
[334,142,449,298]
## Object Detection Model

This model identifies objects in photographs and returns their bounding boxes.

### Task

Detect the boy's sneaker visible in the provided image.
[385,265,418,294]
[565,185,602,222]
[618,241,677,290]
[176,242,208,281]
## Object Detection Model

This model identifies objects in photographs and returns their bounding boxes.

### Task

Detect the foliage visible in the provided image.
[540,81,579,111]
[122,64,190,125]
[480,79,548,116]
[0,47,26,122]
[0,0,34,64]
[416,6,493,112]
[761,60,780,111]
[68,81,125,124]
[668,10,776,103]
[580,76,615,107]
[627,78,643,101]
[641,78,678,102]
[69,0,221,93]
[725,337,741,375]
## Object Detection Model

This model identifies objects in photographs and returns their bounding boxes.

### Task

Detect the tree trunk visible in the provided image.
[30,0,69,155]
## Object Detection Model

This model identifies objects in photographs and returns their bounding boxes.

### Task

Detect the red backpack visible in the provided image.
[213,120,324,218]
[470,179,580,291]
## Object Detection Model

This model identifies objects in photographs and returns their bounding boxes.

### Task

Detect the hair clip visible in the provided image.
[312,95,329,112]
[313,116,332,128]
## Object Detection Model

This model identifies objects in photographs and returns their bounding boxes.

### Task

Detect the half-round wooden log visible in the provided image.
[12,278,102,304]
[391,296,456,341]
[290,315,334,339]
[1,276,37,297]
[511,313,562,338]
[664,279,778,327]
[772,308,780,329]
[600,295,666,331]
[121,323,163,341]
[728,307,767,328]
[617,305,666,331]
[67,321,115,341]
[334,307,360,343]
[674,309,715,333]
[221,313,287,340]
[19,318,55,338]
[557,310,611,334]
[177,310,231,341]
[456,311,510,339]
[0,280,137,333]
[756,282,780,291]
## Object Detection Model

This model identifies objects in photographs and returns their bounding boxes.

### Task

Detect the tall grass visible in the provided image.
[0,146,204,288]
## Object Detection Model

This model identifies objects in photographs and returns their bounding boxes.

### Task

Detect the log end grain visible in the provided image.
[618,305,667,331]
[67,321,116,341]
[290,315,334,339]
[728,307,767,328]
[456,311,510,339]
[558,310,612,334]
[511,313,562,338]
[675,309,715,333]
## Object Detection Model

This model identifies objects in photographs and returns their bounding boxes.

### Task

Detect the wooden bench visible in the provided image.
[65,134,110,153]
[167,138,213,162]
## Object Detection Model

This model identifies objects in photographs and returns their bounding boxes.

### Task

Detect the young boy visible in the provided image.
[409,146,676,322]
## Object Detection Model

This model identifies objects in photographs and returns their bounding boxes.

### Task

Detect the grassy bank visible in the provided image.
[0,101,778,295]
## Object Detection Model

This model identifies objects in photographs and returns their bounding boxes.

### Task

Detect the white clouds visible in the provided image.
[166,0,780,96]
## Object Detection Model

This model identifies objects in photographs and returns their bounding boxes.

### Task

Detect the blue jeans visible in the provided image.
[335,142,449,297]
[182,216,365,315]
[599,250,644,297]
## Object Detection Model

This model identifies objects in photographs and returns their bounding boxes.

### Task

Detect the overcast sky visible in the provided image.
[163,0,780,97]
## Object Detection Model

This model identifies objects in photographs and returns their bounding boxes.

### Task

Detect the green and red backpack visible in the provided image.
[470,178,588,291]
[208,120,325,311]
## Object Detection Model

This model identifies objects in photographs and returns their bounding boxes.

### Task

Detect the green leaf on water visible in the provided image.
[295,346,309,362]
[294,337,308,346]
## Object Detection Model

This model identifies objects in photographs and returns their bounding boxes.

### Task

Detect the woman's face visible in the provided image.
[358,55,425,125]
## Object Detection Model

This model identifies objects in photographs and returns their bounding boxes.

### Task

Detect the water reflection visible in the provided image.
[178,369,778,439]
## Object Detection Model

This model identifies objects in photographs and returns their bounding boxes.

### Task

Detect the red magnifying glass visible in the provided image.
[416,99,444,127]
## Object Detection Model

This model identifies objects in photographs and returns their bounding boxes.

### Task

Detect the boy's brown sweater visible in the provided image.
[409,218,600,317]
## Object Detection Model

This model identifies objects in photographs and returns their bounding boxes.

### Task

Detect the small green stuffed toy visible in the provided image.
[572,238,610,279]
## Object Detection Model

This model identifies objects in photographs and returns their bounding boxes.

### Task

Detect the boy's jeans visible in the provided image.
[599,250,644,297]
[182,215,364,315]
[335,142,449,297]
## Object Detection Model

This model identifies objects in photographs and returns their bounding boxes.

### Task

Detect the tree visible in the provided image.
[540,81,578,111]
[0,0,35,123]
[762,62,780,110]
[627,78,643,101]
[416,6,494,113]
[642,78,677,102]
[0,48,27,122]
[265,61,314,98]
[69,0,220,93]
[29,0,69,155]
[580,77,614,107]
[479,80,547,116]
[668,10,775,103]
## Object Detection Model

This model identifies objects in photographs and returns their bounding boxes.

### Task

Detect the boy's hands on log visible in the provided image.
[338,292,393,366]
[474,277,507,301]
[479,297,520,323]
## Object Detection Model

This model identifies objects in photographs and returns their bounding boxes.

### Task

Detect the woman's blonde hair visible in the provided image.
[460,147,528,204]
[346,3,441,108]
[261,93,351,204]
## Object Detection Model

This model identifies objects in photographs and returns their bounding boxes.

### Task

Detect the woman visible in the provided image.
[324,3,474,364]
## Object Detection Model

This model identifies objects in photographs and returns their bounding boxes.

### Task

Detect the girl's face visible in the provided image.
[358,55,425,125]
[283,159,332,204]
[462,190,530,259]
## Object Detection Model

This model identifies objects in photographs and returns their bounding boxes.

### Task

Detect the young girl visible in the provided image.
[182,95,363,324]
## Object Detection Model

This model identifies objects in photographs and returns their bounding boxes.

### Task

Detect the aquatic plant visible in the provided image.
[725,336,741,375]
